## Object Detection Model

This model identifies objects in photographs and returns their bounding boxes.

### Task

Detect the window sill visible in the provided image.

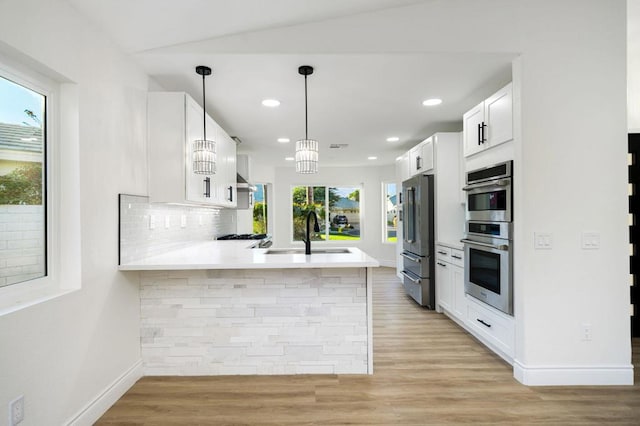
[0,280,78,317]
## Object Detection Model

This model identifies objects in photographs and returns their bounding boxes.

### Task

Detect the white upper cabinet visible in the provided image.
[148,92,236,207]
[409,137,434,177]
[463,82,513,157]
[396,151,411,184]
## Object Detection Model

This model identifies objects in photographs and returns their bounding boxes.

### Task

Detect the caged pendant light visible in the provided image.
[295,65,319,174]
[193,65,216,175]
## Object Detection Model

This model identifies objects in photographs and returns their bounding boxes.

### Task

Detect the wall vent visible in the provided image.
[329,143,349,149]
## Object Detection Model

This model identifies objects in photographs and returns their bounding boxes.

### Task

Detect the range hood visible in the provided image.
[237,173,256,191]
[236,154,255,209]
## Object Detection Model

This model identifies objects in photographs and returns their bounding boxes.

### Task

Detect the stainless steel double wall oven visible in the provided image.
[462,161,514,315]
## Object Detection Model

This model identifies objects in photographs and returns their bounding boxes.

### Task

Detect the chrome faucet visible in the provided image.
[304,210,320,255]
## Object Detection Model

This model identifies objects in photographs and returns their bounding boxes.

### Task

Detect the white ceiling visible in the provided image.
[66,0,515,167]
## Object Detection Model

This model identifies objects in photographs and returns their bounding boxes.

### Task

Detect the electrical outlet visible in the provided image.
[181,215,187,228]
[164,215,171,229]
[9,395,24,425]
[581,323,592,341]
[198,215,203,226]
[149,215,156,230]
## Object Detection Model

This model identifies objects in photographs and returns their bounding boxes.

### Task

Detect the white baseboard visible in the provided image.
[65,359,143,426]
[513,360,634,386]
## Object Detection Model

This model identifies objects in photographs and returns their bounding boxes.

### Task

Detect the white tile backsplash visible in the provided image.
[119,194,236,263]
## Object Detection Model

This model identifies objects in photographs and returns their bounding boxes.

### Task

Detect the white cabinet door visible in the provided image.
[216,129,237,208]
[436,258,452,312]
[463,102,485,157]
[484,82,513,148]
[420,137,434,172]
[409,144,421,176]
[186,96,212,203]
[452,265,465,320]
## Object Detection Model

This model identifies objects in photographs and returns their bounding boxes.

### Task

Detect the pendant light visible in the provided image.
[193,65,216,175]
[295,65,319,174]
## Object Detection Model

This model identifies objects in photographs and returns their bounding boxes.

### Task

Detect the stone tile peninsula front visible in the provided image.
[138,267,374,375]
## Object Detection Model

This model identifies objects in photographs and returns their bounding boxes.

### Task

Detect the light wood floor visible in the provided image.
[98,267,640,425]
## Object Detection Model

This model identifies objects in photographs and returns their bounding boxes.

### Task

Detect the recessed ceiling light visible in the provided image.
[386,137,400,142]
[285,157,295,161]
[422,98,442,106]
[277,138,290,143]
[368,156,378,160]
[262,99,281,107]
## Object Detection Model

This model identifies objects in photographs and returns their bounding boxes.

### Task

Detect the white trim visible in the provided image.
[513,359,634,386]
[366,266,374,374]
[65,359,143,426]
[0,48,81,314]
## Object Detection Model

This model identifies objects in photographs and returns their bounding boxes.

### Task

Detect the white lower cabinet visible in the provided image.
[435,245,463,320]
[436,243,515,363]
[465,296,515,361]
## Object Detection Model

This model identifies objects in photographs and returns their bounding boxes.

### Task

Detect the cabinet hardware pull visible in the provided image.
[203,177,211,198]
[401,270,421,284]
[477,318,492,328]
[481,122,487,143]
[228,185,233,202]
[451,255,462,259]
[416,155,422,170]
[437,250,447,255]
[437,262,447,267]
[400,252,421,263]
[477,123,482,145]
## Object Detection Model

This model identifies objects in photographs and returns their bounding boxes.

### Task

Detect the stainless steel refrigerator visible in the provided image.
[401,174,435,308]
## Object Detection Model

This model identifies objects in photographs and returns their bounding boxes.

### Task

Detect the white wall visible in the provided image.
[202,0,631,385]
[0,0,148,424]
[270,165,396,266]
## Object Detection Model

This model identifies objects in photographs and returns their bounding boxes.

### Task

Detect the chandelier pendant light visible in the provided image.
[295,65,319,174]
[193,65,216,175]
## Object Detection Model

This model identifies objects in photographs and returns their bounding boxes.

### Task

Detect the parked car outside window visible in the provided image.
[332,215,349,226]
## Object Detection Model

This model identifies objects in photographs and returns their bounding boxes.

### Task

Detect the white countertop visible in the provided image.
[118,240,380,271]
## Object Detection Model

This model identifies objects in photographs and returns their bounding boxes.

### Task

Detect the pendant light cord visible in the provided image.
[202,73,207,141]
[304,74,308,140]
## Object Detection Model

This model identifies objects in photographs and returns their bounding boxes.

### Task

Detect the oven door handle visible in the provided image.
[400,252,421,263]
[461,238,509,251]
[401,271,422,284]
[463,179,510,191]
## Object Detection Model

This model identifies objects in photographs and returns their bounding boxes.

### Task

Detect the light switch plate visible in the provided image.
[534,232,552,249]
[582,232,600,249]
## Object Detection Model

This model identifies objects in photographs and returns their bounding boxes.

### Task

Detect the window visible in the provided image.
[383,182,398,243]
[0,74,47,287]
[252,183,267,234]
[291,185,361,242]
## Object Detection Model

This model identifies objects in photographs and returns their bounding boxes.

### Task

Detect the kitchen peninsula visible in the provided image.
[119,240,379,376]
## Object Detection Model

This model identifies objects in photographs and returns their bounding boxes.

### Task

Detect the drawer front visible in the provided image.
[435,245,451,262]
[450,249,464,268]
[466,297,514,357]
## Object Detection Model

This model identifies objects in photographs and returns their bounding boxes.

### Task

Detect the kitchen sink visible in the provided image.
[264,248,351,255]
